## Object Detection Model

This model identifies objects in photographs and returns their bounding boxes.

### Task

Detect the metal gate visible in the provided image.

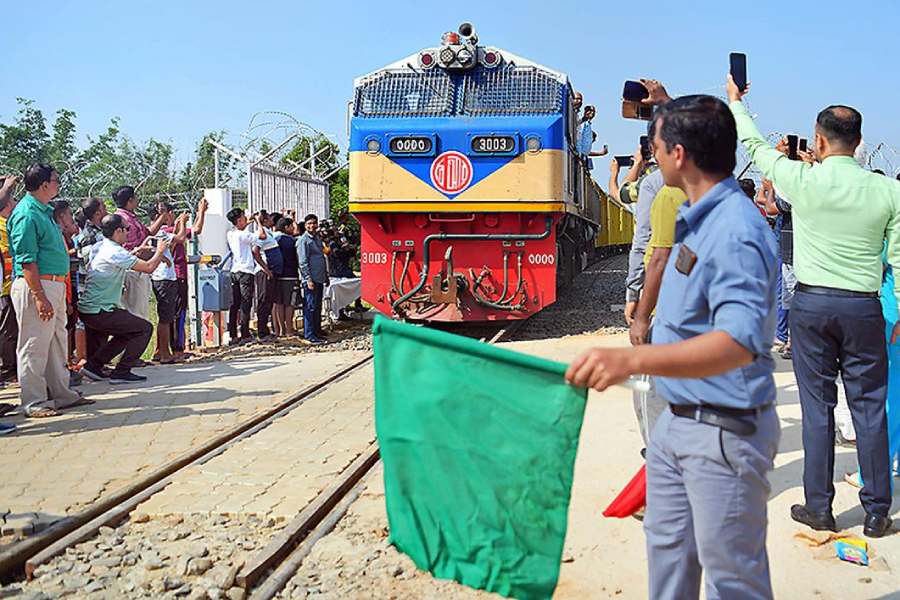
[248,166,329,220]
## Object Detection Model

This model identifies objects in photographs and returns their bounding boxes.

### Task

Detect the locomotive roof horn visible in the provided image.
[458,22,478,45]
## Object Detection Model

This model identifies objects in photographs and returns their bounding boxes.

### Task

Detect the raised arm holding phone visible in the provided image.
[727,72,898,538]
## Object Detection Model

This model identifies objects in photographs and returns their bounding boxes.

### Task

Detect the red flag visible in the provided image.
[602,465,646,518]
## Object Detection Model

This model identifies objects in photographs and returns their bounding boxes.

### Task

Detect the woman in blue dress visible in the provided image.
[846,249,900,486]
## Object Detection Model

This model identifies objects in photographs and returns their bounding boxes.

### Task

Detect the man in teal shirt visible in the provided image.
[8,164,91,417]
[728,76,900,538]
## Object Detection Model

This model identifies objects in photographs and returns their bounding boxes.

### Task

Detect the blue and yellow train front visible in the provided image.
[349,114,572,322]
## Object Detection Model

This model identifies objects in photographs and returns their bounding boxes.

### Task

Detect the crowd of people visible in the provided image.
[223,207,360,347]
[0,166,361,436]
[568,75,900,599]
[0,172,213,431]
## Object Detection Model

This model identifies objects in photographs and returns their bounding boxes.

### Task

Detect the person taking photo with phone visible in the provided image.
[728,74,900,538]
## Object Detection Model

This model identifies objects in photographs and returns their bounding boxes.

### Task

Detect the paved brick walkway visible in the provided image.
[134,363,375,519]
[0,350,366,536]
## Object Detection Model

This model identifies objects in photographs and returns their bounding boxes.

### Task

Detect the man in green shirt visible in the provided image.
[8,164,92,417]
[728,76,900,538]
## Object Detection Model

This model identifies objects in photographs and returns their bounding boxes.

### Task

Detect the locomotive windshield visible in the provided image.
[353,64,563,118]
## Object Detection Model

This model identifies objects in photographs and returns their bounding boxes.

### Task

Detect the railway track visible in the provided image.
[1,319,526,599]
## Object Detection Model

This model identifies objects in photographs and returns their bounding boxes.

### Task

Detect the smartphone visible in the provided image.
[622,100,653,121]
[639,135,652,162]
[787,134,799,160]
[622,80,649,102]
[729,52,747,92]
[799,138,808,153]
[614,155,634,168]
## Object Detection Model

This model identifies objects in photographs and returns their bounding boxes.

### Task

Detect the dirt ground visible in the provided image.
[283,333,900,600]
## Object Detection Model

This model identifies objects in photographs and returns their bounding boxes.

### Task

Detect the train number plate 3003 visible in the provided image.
[470,135,516,154]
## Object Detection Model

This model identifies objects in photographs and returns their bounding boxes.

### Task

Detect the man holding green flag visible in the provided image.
[567,94,780,600]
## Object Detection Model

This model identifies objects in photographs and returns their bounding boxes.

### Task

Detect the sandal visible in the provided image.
[26,407,61,418]
[844,471,863,489]
[159,356,185,365]
[68,396,96,408]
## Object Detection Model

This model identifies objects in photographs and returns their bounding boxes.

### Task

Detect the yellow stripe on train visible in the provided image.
[349,149,565,202]
[349,201,578,214]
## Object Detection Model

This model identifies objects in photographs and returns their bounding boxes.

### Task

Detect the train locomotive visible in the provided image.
[349,23,633,322]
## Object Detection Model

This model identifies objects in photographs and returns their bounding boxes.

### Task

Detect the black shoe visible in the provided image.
[81,364,109,382]
[109,371,148,385]
[863,513,892,538]
[790,504,837,532]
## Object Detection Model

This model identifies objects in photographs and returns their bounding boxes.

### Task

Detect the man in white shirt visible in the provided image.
[251,211,277,339]
[149,204,188,363]
[80,214,168,384]
[226,208,267,344]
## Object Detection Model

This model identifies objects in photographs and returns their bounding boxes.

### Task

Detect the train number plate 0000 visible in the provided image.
[388,136,433,154]
[470,135,516,154]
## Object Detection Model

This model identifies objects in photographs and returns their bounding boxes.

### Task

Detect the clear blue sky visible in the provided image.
[3,0,899,173]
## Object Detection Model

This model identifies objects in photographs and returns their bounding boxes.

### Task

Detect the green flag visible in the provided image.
[373,316,587,600]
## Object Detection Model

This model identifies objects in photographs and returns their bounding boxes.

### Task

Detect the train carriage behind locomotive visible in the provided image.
[349,23,630,322]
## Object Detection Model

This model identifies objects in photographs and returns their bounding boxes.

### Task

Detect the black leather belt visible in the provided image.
[670,403,771,436]
[796,283,878,298]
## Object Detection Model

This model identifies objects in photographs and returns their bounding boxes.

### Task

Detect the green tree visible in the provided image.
[0,98,50,172]
[329,166,349,220]
[47,109,78,172]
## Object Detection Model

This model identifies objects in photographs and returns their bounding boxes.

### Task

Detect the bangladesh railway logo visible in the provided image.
[430,151,473,195]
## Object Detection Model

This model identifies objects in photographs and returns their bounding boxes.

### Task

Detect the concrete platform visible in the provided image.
[0,350,366,537]
[133,363,375,519]
[515,334,900,599]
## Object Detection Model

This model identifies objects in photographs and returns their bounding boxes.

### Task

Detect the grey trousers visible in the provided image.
[633,327,667,446]
[633,375,667,446]
[122,270,151,321]
[644,406,780,600]
[11,278,81,414]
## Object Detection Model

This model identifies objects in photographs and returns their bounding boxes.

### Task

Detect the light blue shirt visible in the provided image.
[296,232,329,284]
[653,178,778,409]
[79,238,138,314]
[576,121,594,170]
[625,168,664,302]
